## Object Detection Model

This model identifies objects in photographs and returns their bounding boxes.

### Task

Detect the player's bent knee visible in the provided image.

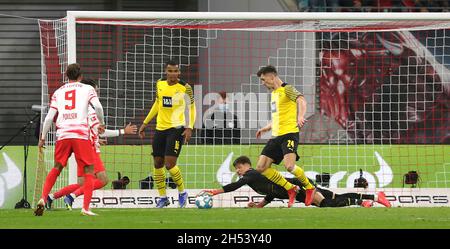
[96,172,109,186]
[54,163,64,171]
[84,165,95,174]
[100,177,109,185]
[256,165,267,172]
[165,164,176,170]
[285,164,295,172]
[99,178,108,187]
[164,156,177,169]
[154,157,165,168]
[154,164,164,169]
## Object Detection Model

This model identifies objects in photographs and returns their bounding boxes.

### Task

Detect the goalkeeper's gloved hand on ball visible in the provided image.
[203,189,221,196]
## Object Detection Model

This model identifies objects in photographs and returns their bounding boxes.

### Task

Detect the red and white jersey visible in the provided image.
[88,106,101,153]
[50,82,98,141]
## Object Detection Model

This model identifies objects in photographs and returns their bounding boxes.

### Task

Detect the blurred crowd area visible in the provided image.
[296,0,449,12]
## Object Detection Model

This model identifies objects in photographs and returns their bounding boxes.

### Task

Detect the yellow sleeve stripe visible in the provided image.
[285,85,303,102]
[185,84,195,104]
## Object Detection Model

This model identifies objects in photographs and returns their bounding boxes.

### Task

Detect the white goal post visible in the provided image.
[66,11,450,63]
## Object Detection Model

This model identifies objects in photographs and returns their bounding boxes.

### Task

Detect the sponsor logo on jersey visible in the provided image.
[163,96,173,107]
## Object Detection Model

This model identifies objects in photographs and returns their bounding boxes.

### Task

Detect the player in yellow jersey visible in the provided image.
[138,60,196,208]
[255,65,315,208]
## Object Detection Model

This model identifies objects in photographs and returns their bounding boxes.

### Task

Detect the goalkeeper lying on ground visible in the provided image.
[204,155,391,208]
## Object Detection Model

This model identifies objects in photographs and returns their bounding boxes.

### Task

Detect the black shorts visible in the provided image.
[316,187,334,200]
[290,186,332,203]
[152,127,184,158]
[261,132,300,165]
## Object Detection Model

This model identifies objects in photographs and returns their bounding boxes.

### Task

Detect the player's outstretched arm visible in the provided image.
[202,175,250,197]
[203,189,224,196]
[123,122,138,134]
[215,176,251,194]
[101,123,137,138]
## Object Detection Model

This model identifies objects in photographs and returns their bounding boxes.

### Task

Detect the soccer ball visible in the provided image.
[195,192,213,209]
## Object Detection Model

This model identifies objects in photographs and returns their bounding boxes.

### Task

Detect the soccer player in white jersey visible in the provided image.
[45,79,137,210]
[34,64,105,216]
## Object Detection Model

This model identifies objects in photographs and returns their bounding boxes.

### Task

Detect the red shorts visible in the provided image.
[77,151,105,176]
[55,138,94,171]
[93,151,105,174]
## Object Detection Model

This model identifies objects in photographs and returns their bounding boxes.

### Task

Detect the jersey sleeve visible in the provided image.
[143,101,159,125]
[101,129,120,137]
[185,84,196,129]
[49,91,58,110]
[89,95,105,125]
[285,85,304,102]
[89,112,100,128]
[185,84,195,104]
[41,108,58,140]
[87,86,98,102]
[143,81,160,125]
[222,176,251,193]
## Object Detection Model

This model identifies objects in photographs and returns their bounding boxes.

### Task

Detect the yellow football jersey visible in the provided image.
[271,83,303,136]
[143,78,195,131]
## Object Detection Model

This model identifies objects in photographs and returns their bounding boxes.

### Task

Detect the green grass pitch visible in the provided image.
[1,145,449,229]
[2,144,449,198]
[1,207,449,229]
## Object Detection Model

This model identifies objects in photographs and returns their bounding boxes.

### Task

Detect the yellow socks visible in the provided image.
[261,167,295,191]
[289,165,314,190]
[154,167,166,196]
[168,165,185,193]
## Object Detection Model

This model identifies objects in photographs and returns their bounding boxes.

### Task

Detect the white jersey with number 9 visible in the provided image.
[50,82,98,141]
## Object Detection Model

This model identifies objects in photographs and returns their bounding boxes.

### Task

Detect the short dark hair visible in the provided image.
[66,63,82,80]
[257,65,277,77]
[165,60,179,68]
[233,156,252,167]
[80,78,97,88]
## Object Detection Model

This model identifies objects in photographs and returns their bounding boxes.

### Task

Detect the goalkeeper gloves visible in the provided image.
[203,189,221,196]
